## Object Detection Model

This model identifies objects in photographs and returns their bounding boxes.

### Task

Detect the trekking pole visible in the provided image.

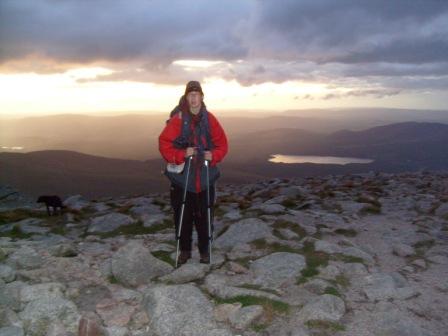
[175,155,193,268]
[204,159,213,264]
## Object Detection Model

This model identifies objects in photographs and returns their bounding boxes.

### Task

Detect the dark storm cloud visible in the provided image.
[1,0,448,93]
[251,0,448,64]
[0,0,249,65]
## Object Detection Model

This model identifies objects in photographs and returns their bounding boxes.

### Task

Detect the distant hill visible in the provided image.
[1,122,448,198]
[1,108,447,161]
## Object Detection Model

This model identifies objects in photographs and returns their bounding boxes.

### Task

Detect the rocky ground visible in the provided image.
[1,170,448,336]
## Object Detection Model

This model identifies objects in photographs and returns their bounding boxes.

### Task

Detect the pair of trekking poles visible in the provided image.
[175,155,213,268]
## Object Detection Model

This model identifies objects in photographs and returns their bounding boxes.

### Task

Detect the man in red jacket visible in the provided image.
[159,81,228,265]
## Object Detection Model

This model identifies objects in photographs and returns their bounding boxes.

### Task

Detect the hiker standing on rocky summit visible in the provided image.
[159,81,228,265]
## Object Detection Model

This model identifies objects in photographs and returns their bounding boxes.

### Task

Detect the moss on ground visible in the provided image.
[151,250,175,267]
[272,219,307,239]
[92,219,173,238]
[305,320,345,332]
[297,241,329,284]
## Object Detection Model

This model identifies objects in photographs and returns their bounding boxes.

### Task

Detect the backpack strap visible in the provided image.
[201,110,213,151]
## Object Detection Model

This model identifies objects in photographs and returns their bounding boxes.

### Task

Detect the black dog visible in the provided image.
[37,195,66,216]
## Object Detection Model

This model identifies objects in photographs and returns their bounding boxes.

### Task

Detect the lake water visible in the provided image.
[1,146,24,151]
[269,154,374,165]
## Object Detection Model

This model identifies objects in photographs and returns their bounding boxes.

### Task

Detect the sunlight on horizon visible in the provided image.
[0,64,446,118]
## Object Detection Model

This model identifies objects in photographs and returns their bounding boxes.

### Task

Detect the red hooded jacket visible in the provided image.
[159,106,228,192]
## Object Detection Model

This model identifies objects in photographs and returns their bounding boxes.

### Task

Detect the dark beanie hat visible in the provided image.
[185,80,203,95]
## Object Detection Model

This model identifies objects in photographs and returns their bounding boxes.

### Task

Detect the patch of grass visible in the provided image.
[413,239,435,258]
[413,239,435,250]
[331,274,351,289]
[250,238,302,254]
[214,295,290,315]
[332,254,365,264]
[49,225,66,235]
[281,198,297,209]
[305,320,345,332]
[272,220,307,239]
[316,189,336,199]
[334,228,357,237]
[236,283,280,296]
[115,204,134,215]
[216,225,230,238]
[108,274,119,284]
[152,198,168,207]
[297,241,329,284]
[6,224,33,240]
[238,198,252,210]
[95,219,173,238]
[151,250,175,267]
[324,286,341,297]
[251,323,269,332]
[0,208,53,225]
[361,204,382,214]
[213,206,227,218]
[233,256,254,268]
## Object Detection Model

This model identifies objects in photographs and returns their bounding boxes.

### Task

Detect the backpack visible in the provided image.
[168,95,213,152]
[164,97,220,192]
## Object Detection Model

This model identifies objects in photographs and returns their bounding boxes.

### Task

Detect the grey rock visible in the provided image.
[250,203,285,214]
[106,326,129,336]
[304,279,331,295]
[48,243,78,257]
[298,294,345,322]
[142,213,167,228]
[88,213,136,233]
[315,240,341,254]
[111,240,172,287]
[341,263,368,277]
[434,202,448,219]
[341,246,374,263]
[318,264,341,280]
[392,243,415,257]
[427,254,448,264]
[339,201,371,214]
[5,219,48,235]
[0,327,24,336]
[214,218,272,250]
[277,228,299,240]
[6,246,44,270]
[372,309,431,336]
[63,195,90,211]
[264,195,287,205]
[20,282,65,303]
[250,252,306,289]
[0,281,26,311]
[0,264,16,283]
[159,263,209,284]
[415,197,437,214]
[130,204,163,217]
[0,306,22,328]
[143,284,232,336]
[19,297,80,336]
[0,185,36,211]
[90,202,112,213]
[222,210,242,221]
[278,186,306,198]
[213,303,242,322]
[229,305,263,330]
[363,273,418,301]
[204,273,283,302]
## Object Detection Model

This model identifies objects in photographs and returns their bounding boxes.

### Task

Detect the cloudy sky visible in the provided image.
[1,0,447,116]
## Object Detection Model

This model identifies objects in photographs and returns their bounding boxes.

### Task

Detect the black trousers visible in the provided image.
[170,183,215,254]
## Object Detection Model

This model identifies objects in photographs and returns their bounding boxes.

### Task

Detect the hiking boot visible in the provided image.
[178,250,191,266]
[200,252,210,264]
